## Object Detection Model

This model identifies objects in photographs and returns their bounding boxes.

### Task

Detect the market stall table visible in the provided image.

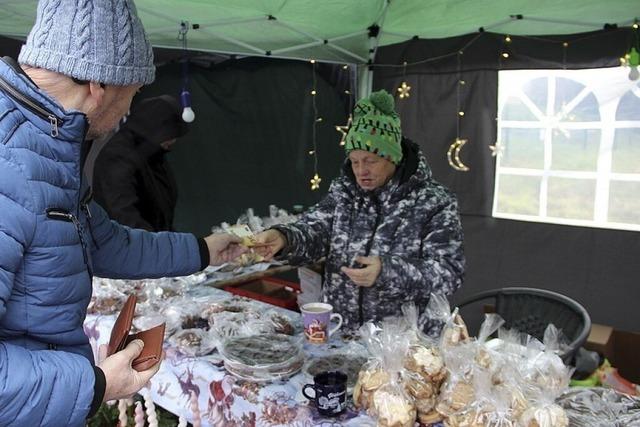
[85,285,389,427]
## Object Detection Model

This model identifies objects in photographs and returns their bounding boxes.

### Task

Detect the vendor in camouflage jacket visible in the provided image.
[256,90,465,332]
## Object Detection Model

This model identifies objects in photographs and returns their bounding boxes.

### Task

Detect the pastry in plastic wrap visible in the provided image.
[265,311,295,336]
[405,344,446,383]
[353,368,390,410]
[181,315,210,330]
[519,404,568,427]
[436,380,475,417]
[404,374,437,400]
[168,328,215,357]
[372,389,416,427]
[442,313,470,347]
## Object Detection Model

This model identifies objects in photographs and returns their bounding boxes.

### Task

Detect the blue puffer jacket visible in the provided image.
[0,59,202,426]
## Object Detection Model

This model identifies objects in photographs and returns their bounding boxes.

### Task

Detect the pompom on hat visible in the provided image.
[344,89,402,164]
[18,0,155,86]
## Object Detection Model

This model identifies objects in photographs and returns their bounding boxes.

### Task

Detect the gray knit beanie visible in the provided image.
[18,0,155,86]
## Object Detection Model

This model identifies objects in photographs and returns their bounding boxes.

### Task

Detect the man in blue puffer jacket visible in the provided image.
[0,1,246,425]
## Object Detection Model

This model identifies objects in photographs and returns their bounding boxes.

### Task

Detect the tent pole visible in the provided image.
[357,0,390,99]
[357,65,373,99]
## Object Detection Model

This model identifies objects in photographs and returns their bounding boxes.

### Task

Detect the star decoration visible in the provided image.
[397,81,411,99]
[335,115,352,146]
[489,142,504,157]
[310,173,322,190]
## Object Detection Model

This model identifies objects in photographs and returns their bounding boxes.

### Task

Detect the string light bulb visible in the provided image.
[397,81,411,98]
[178,22,195,123]
[505,35,512,43]
[397,61,411,99]
[180,90,195,123]
[309,59,321,190]
[310,173,322,190]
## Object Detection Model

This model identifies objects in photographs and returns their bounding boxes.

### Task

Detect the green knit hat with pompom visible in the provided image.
[344,89,402,164]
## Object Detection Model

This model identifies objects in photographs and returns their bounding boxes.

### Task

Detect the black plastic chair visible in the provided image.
[457,287,591,364]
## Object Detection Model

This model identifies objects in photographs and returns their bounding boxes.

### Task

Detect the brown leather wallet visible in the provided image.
[107,295,165,372]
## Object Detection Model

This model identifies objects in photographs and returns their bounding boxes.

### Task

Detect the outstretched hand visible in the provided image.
[204,233,248,265]
[252,229,286,261]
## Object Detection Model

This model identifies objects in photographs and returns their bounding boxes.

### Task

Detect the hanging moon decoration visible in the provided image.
[447,138,470,171]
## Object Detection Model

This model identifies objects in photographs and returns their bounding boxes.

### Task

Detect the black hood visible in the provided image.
[123,95,188,145]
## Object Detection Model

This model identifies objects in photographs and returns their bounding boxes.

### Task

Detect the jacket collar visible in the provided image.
[0,57,88,144]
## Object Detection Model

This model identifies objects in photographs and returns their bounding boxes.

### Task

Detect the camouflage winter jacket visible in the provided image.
[274,139,465,331]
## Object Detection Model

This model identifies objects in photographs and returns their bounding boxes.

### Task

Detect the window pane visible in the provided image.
[547,177,595,220]
[496,175,540,215]
[521,77,547,113]
[495,68,640,231]
[608,181,640,224]
[612,128,640,173]
[616,90,640,120]
[551,129,600,171]
[501,96,538,121]
[500,128,544,169]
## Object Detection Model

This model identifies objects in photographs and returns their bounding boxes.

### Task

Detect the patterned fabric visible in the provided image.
[0,59,200,426]
[275,138,465,332]
[345,90,403,164]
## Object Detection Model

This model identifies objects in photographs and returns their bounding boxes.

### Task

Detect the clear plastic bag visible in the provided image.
[424,293,470,349]
[353,319,417,427]
[167,328,217,357]
[219,334,304,382]
[557,387,640,426]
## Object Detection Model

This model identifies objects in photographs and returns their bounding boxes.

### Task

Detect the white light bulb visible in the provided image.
[182,107,195,123]
[629,66,640,81]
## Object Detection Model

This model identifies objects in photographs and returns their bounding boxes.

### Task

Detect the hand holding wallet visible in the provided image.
[107,295,165,371]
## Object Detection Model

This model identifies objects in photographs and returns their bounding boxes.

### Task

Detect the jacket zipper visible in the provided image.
[0,74,63,137]
[46,208,93,277]
[358,198,382,326]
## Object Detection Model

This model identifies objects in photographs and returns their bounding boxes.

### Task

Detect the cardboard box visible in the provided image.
[585,323,640,383]
[224,277,301,311]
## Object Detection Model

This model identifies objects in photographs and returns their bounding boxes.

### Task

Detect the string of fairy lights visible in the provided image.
[384,23,639,173]
[173,17,638,192]
[307,61,355,191]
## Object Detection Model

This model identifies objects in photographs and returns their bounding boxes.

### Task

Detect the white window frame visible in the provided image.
[493,68,640,232]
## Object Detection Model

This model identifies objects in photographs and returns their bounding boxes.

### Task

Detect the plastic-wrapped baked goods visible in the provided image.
[267,311,295,336]
[353,368,390,410]
[405,344,446,383]
[373,388,416,427]
[168,328,216,357]
[519,404,569,427]
[220,334,304,382]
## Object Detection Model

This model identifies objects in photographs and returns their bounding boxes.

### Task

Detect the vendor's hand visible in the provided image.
[340,256,382,287]
[252,229,286,260]
[97,340,163,402]
[204,233,248,265]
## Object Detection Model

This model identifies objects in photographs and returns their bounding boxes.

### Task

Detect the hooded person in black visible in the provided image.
[93,95,188,231]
